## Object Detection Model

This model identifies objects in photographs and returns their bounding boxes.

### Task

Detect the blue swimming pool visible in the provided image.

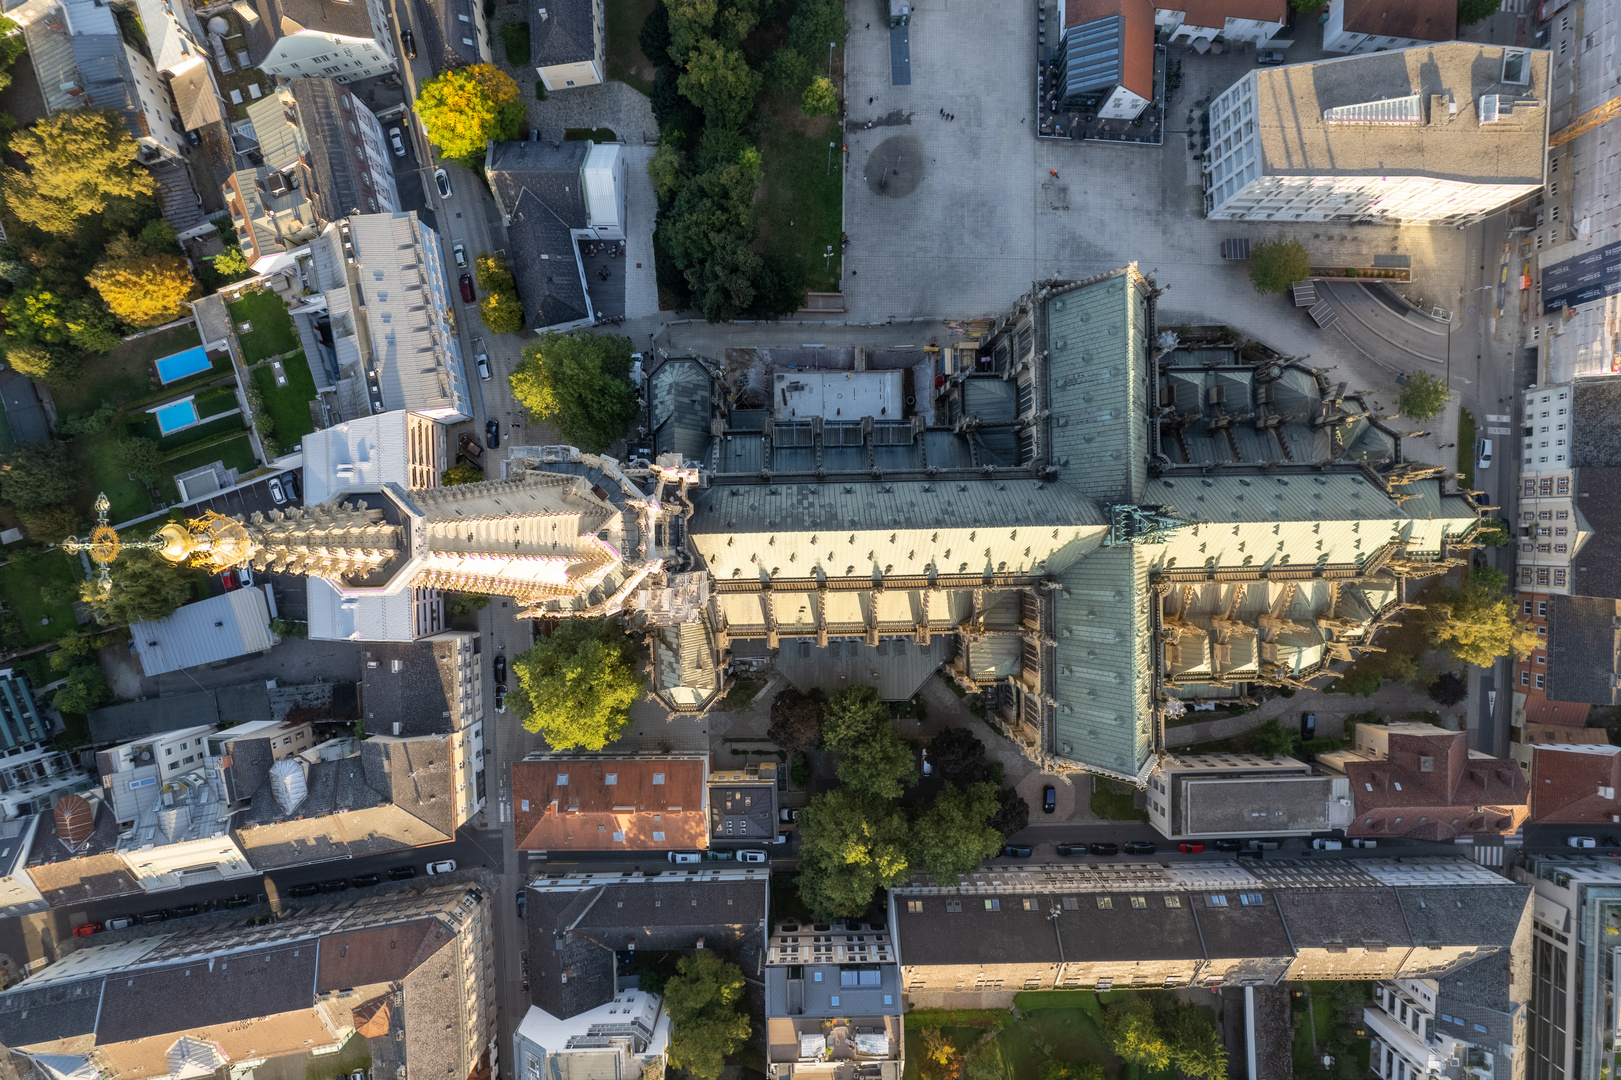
[154,346,212,384]
[152,400,200,435]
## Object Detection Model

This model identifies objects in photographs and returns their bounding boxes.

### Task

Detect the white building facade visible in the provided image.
[259,0,397,83]
[1321,0,1454,55]
[1152,1,1290,48]
[512,991,668,1080]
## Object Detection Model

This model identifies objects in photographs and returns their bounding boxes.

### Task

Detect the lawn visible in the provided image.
[304,1032,370,1080]
[251,351,318,444]
[53,325,209,421]
[228,290,299,363]
[756,94,843,297]
[903,1001,1116,1080]
[135,410,250,452]
[500,21,530,65]
[194,386,243,420]
[605,0,658,95]
[163,434,260,481]
[0,548,85,646]
[1090,775,1147,821]
[1457,407,1476,489]
[74,428,155,523]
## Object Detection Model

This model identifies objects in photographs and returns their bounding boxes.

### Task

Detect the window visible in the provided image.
[1097,897,1113,909]
[946,900,961,912]
[604,773,617,785]
[653,772,665,784]
[1023,899,1036,910]
[829,996,840,1007]
[1539,569,1550,585]
[1165,896,1181,908]
[1524,601,1534,615]
[556,773,569,785]
[1521,670,1530,686]
[1538,601,1548,617]
[984,899,1000,911]
[1556,544,1568,553]
[1536,674,1546,689]
[1207,894,1228,907]
[1558,510,1569,519]
[813,971,822,982]
[612,830,625,842]
[907,900,923,913]
[1540,511,1553,519]
[1240,893,1264,906]
[652,831,665,841]
[1555,569,1567,586]
[1131,896,1146,908]
[1557,477,1570,494]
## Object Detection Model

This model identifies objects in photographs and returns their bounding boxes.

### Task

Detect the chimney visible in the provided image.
[696,937,706,949]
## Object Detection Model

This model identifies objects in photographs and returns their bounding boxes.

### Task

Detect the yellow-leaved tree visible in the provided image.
[414,64,524,163]
[2,109,156,235]
[88,236,196,327]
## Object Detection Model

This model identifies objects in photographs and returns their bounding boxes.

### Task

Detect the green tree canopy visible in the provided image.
[79,547,193,626]
[796,788,910,918]
[662,950,751,1080]
[665,0,719,58]
[909,781,1004,883]
[510,619,643,749]
[5,342,79,383]
[1166,1003,1228,1080]
[0,16,26,93]
[213,246,251,278]
[678,40,761,131]
[19,504,82,542]
[509,332,639,453]
[836,721,916,800]
[0,441,75,512]
[1253,718,1301,759]
[1457,0,1500,24]
[1397,371,1450,421]
[2,109,156,234]
[802,75,838,117]
[786,0,849,57]
[822,684,889,749]
[1248,238,1311,294]
[53,663,110,715]
[64,297,120,354]
[1103,998,1172,1071]
[657,137,763,321]
[116,437,166,484]
[1476,518,1510,547]
[89,236,196,327]
[1425,579,1542,666]
[767,687,823,753]
[441,460,484,486]
[414,65,523,163]
[479,291,525,335]
[647,141,687,203]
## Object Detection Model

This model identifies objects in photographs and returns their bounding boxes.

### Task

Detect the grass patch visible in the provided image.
[251,351,318,445]
[565,127,620,142]
[756,94,842,296]
[0,549,84,646]
[163,433,259,480]
[227,290,298,363]
[53,326,205,421]
[1090,775,1147,822]
[903,1009,1010,1031]
[74,428,155,523]
[304,1032,370,1080]
[721,676,765,710]
[605,0,658,95]
[216,64,271,123]
[1012,991,1104,1018]
[193,386,241,419]
[500,21,530,65]
[903,1005,1114,1080]
[1457,407,1476,489]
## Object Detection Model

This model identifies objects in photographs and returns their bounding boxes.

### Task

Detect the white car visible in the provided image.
[267,477,286,504]
[738,850,768,863]
[238,565,254,587]
[667,851,702,864]
[453,242,467,269]
[425,859,457,874]
[1476,438,1493,470]
[1311,838,1343,851]
[1569,836,1598,849]
[389,126,405,157]
[434,168,451,200]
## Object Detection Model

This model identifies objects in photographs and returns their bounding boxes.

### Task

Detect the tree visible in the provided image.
[138,219,179,252]
[989,786,1029,836]
[1457,0,1500,24]
[1248,238,1311,294]
[1042,1065,1104,1080]
[647,141,687,204]
[836,721,916,800]
[78,548,193,626]
[765,45,812,95]
[64,298,120,354]
[1425,580,1542,666]
[4,289,70,347]
[1335,666,1384,696]
[52,664,109,715]
[796,788,910,918]
[441,460,484,485]
[662,950,750,1080]
[5,342,79,383]
[1397,371,1450,421]
[414,65,523,163]
[2,109,156,234]
[510,619,642,749]
[822,684,889,750]
[677,40,760,131]
[1473,564,1509,593]
[1103,998,1172,1071]
[0,441,76,512]
[929,726,990,785]
[918,1029,961,1080]
[1429,671,1469,705]
[89,236,196,326]
[474,251,517,294]
[116,438,166,483]
[1166,1004,1229,1080]
[910,782,1004,883]
[510,333,640,453]
[1253,718,1301,758]
[802,75,838,118]
[1477,518,1510,547]
[446,593,491,617]
[665,0,719,58]
[639,0,673,65]
[214,246,251,278]
[658,140,762,322]
[19,504,82,542]
[479,291,525,335]
[768,687,823,753]
[0,17,26,93]
[786,0,849,57]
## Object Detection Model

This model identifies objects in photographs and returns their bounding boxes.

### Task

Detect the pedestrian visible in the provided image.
[940,108,945,117]
[1050,168,1059,178]
[869,96,874,104]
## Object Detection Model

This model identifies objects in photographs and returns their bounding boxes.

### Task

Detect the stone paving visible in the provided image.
[1163,677,1467,748]
[525,81,658,146]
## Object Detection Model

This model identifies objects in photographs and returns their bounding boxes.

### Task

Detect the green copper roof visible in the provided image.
[1053,545,1153,779]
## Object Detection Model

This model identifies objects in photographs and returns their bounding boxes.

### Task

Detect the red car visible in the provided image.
[1178,841,1205,854]
[74,922,102,937]
[459,273,475,302]
[220,569,238,591]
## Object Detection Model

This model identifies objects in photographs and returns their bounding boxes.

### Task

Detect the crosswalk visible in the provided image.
[1472,843,1505,867]
[1499,0,1531,12]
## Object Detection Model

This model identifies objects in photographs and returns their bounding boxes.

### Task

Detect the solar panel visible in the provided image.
[1322,93,1423,125]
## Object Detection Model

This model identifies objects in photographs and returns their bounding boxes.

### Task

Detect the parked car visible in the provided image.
[388,865,417,880]
[779,808,800,823]
[1042,785,1056,814]
[1001,844,1033,858]
[1477,438,1494,470]
[317,879,349,893]
[772,831,791,844]
[1603,835,1620,848]
[171,904,201,918]
[1055,843,1086,857]
[435,168,452,200]
[1213,839,1243,852]
[425,860,457,875]
[1348,838,1378,849]
[486,419,501,449]
[516,890,526,916]
[453,242,466,268]
[105,917,134,930]
[705,849,735,861]
[493,654,506,684]
[1569,835,1598,848]
[136,910,171,924]
[286,883,321,897]
[352,873,381,887]
[459,273,475,302]
[401,28,415,57]
[459,433,484,459]
[1255,49,1286,64]
[1177,841,1205,854]
[1236,849,1263,861]
[237,565,254,588]
[494,686,506,713]
[74,922,102,937]
[1300,712,1316,739]
[738,850,769,863]
[475,348,490,381]
[219,569,238,591]
[668,851,702,864]
[282,472,300,500]
[267,477,286,504]
[223,894,255,908]
[1088,842,1119,856]
[1123,840,1157,855]
[1311,838,1344,851]
[1246,839,1282,851]
[350,1070,367,1080]
[389,126,405,156]
[921,747,931,777]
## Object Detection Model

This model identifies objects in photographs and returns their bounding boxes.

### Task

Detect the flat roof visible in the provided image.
[772,370,904,422]
[1182,774,1335,834]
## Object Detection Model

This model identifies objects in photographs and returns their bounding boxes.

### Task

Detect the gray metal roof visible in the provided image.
[1062,14,1124,98]
[531,0,595,67]
[487,141,591,329]
[129,590,277,676]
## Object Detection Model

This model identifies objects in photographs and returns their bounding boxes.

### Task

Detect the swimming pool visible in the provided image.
[154,346,212,384]
[151,399,200,435]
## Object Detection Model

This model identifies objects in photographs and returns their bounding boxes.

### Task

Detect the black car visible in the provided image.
[516,890,527,917]
[1300,712,1317,739]
[1088,842,1119,857]
[317,879,349,893]
[1001,844,1033,859]
[1213,839,1244,852]
[486,419,501,449]
[493,655,506,685]
[136,910,171,924]
[401,28,416,58]
[223,894,255,908]
[286,883,321,897]
[352,873,382,887]
[1122,840,1157,855]
[171,904,201,918]
[1042,785,1056,814]
[388,865,417,881]
[1604,836,1621,848]
[282,471,300,500]
[1055,843,1086,857]
[1237,849,1264,861]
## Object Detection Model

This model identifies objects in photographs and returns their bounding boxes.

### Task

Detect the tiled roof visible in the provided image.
[359,636,474,738]
[1343,730,1529,840]
[1529,744,1621,823]
[512,758,708,851]
[95,945,318,1043]
[486,141,591,329]
[1163,0,1285,27]
[531,0,594,66]
[1336,0,1455,39]
[1570,379,1621,468]
[316,922,440,991]
[1546,595,1621,704]
[1573,468,1621,599]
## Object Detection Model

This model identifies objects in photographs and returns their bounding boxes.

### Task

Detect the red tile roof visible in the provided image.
[1530,700,1595,728]
[512,758,709,851]
[1063,0,1157,102]
[1168,0,1287,30]
[1530,744,1621,824]
[1338,0,1456,41]
[1345,729,1529,840]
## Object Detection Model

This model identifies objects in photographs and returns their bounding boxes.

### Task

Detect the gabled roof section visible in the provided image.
[512,757,708,851]
[1546,595,1621,705]
[531,0,595,66]
[1338,0,1456,41]
[1053,545,1153,780]
[1045,267,1151,504]
[1529,743,1621,823]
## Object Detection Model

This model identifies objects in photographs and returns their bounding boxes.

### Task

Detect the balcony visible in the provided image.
[767,1017,900,1068]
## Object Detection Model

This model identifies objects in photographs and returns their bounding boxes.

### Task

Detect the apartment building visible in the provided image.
[245,81,400,225]
[1365,953,1524,1080]
[512,754,709,853]
[1517,592,1554,699]
[0,882,495,1080]
[1152,0,1291,48]
[1545,596,1621,708]
[1527,743,1621,827]
[710,764,778,844]
[532,0,605,92]
[132,0,224,134]
[1145,752,1352,840]
[1320,0,1455,54]
[256,0,398,84]
[512,989,668,1080]
[764,919,903,1079]
[1204,44,1549,225]
[1513,378,1621,596]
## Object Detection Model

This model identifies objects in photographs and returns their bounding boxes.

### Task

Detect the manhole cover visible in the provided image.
[864,135,925,198]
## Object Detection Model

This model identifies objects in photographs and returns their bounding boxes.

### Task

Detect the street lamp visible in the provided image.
[828,41,835,80]
[827,141,836,174]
